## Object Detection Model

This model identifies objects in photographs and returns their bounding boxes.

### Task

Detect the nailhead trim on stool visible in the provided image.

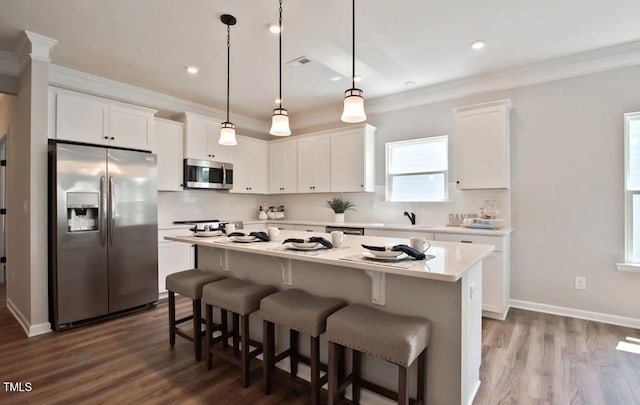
[326,304,431,405]
[165,269,226,361]
[260,288,347,405]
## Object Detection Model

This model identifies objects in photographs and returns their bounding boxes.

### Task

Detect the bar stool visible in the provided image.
[165,269,226,361]
[203,278,277,387]
[326,304,431,405]
[260,288,347,405]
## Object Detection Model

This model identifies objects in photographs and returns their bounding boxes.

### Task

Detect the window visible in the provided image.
[386,136,448,202]
[620,112,640,270]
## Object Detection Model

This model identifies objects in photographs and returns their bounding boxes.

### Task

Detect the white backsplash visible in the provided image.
[158,190,265,225]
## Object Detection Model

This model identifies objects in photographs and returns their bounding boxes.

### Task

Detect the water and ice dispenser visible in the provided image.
[67,192,99,232]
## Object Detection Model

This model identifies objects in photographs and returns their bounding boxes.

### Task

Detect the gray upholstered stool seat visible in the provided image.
[203,277,277,388]
[165,269,226,362]
[326,304,431,405]
[326,303,430,367]
[261,289,347,405]
[261,288,347,337]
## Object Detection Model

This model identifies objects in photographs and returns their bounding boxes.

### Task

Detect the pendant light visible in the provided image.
[269,0,291,136]
[341,0,367,123]
[219,14,237,146]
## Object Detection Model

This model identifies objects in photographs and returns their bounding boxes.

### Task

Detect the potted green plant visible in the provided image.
[326,196,356,223]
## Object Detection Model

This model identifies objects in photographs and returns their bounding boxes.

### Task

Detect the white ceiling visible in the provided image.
[1,0,640,123]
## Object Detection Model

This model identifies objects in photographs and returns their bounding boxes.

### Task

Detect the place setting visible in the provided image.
[340,237,435,268]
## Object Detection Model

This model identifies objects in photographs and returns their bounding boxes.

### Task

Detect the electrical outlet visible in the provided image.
[575,276,586,290]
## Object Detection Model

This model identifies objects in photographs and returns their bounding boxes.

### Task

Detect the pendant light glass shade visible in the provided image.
[270,108,291,136]
[219,122,237,145]
[341,88,366,123]
[219,14,237,146]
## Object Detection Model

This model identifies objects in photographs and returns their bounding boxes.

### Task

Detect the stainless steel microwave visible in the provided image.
[183,159,233,190]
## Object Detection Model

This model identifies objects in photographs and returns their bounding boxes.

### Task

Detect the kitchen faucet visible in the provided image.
[404,211,416,225]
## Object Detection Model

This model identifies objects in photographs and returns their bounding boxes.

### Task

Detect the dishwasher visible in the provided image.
[325,225,365,235]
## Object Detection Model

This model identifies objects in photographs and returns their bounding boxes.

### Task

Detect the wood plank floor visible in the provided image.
[1,283,639,404]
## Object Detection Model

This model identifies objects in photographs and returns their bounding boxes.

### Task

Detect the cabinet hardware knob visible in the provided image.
[110,137,115,140]
[461,240,472,243]
[179,184,183,187]
[103,136,108,139]
[456,181,460,184]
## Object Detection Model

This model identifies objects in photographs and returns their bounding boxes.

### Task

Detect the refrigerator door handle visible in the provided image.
[100,176,107,247]
[109,176,115,246]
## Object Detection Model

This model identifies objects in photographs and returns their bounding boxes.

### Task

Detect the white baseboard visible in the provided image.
[6,297,52,337]
[468,380,481,405]
[510,299,640,329]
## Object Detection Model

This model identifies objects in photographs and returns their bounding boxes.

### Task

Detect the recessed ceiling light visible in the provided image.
[186,66,199,75]
[404,81,416,87]
[330,76,342,81]
[353,75,362,83]
[268,23,281,34]
[471,40,485,50]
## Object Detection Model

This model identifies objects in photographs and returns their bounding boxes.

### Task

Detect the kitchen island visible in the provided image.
[166,230,494,405]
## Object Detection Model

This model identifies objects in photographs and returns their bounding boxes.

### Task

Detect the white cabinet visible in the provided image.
[365,229,434,240]
[452,99,511,189]
[297,134,331,193]
[269,139,298,194]
[158,229,195,295]
[434,231,510,320]
[330,124,376,192]
[53,89,155,151]
[153,118,184,191]
[180,112,233,163]
[231,136,268,194]
[295,225,326,233]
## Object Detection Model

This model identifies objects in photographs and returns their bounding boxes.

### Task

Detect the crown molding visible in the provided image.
[365,39,640,115]
[14,31,57,72]
[0,50,19,76]
[48,64,269,134]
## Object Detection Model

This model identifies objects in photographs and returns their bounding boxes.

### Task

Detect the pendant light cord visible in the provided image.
[226,24,231,123]
[278,0,283,109]
[351,0,355,90]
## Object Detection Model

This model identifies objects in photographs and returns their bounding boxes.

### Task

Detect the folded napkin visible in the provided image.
[282,237,333,249]
[361,244,426,260]
[249,231,269,242]
[227,232,245,237]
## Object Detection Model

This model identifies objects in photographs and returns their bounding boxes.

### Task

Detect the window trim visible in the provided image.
[618,112,640,272]
[385,136,449,202]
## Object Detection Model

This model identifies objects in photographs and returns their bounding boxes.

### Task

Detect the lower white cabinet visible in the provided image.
[295,225,326,233]
[434,232,510,320]
[158,229,195,295]
[365,229,434,240]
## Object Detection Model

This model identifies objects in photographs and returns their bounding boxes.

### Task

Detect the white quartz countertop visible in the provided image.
[165,230,494,282]
[242,219,512,236]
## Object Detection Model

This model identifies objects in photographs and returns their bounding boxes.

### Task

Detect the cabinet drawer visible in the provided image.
[434,233,503,252]
[366,229,434,240]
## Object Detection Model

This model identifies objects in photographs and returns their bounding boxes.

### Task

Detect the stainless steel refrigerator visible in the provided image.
[49,142,158,330]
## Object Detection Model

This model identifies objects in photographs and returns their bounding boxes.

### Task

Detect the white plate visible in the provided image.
[364,248,404,258]
[291,242,321,249]
[285,242,324,251]
[192,231,224,237]
[361,252,408,261]
[231,236,259,243]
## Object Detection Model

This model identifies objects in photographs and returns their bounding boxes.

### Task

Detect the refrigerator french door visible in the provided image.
[49,143,158,329]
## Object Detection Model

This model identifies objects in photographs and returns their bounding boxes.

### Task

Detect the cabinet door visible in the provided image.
[56,92,109,145]
[331,127,375,192]
[244,138,268,193]
[208,125,234,163]
[454,100,510,189]
[109,104,154,151]
[158,242,194,294]
[184,115,210,161]
[298,135,330,193]
[269,139,297,193]
[153,119,184,191]
[481,252,503,314]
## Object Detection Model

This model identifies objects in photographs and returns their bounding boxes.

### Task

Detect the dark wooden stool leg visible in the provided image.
[352,350,361,404]
[328,341,339,405]
[290,329,299,377]
[417,350,426,404]
[206,304,213,369]
[168,291,176,346]
[221,309,229,349]
[310,335,320,405]
[193,298,202,361]
[232,313,240,355]
[337,344,345,400]
[398,365,409,405]
[241,314,250,388]
[263,320,274,395]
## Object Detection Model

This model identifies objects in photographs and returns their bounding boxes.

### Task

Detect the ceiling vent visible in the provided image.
[287,56,311,68]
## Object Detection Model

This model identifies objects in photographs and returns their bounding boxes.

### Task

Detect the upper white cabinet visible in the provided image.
[152,118,184,191]
[180,112,233,163]
[453,99,511,189]
[297,134,331,193]
[231,135,268,194]
[269,138,298,194]
[52,88,155,151]
[330,124,376,192]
